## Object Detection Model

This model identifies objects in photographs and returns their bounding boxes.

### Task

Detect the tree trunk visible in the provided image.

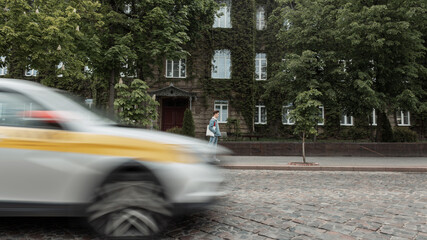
[108,69,116,115]
[376,110,393,142]
[302,131,306,163]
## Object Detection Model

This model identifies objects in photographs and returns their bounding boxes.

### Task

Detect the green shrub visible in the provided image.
[348,128,368,141]
[181,109,195,137]
[393,128,418,142]
[166,127,182,135]
[226,118,241,138]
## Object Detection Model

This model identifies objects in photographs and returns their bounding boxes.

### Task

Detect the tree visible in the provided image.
[266,0,348,138]
[336,0,427,141]
[114,79,159,128]
[181,108,195,137]
[268,0,426,141]
[0,0,103,101]
[291,89,322,163]
[91,0,218,113]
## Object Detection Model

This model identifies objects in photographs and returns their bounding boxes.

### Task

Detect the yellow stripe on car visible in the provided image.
[0,127,197,164]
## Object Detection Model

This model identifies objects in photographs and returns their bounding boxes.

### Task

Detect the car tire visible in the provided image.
[86,170,171,239]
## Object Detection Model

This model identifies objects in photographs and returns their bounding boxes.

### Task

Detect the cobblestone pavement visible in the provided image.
[161,171,427,240]
[0,170,426,240]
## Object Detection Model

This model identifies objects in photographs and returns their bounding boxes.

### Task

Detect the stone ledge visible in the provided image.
[219,142,427,157]
[221,165,427,172]
[289,162,319,166]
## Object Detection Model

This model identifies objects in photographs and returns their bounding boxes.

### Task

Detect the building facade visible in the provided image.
[1,0,424,140]
[144,0,424,140]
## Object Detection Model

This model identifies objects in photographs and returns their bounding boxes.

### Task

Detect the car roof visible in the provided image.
[0,78,46,92]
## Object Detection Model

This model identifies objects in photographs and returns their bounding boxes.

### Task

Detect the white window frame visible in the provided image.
[283,19,291,30]
[0,56,7,76]
[371,109,377,126]
[124,4,131,14]
[255,105,267,125]
[166,59,186,78]
[84,66,93,74]
[340,113,353,126]
[256,6,266,30]
[25,68,38,77]
[212,49,231,79]
[213,1,231,28]
[397,110,410,126]
[317,106,325,126]
[282,104,294,125]
[57,62,64,77]
[214,100,228,123]
[255,53,267,80]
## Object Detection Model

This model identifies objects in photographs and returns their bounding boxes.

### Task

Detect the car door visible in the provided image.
[0,89,82,204]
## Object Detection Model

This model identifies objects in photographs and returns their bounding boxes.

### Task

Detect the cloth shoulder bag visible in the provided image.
[206,125,215,137]
[206,119,216,137]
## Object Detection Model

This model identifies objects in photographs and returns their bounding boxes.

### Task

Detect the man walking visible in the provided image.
[208,110,221,161]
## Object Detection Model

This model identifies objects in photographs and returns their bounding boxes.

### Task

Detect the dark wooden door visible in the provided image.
[161,98,188,131]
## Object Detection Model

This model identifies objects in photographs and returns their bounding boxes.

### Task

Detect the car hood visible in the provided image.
[85,125,231,156]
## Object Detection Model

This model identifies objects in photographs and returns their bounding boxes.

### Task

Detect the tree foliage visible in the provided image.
[0,0,101,95]
[267,0,426,141]
[114,79,159,128]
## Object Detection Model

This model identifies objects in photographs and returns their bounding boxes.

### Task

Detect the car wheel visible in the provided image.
[86,171,171,239]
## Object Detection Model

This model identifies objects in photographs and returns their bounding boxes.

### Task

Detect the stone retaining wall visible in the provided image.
[219,142,427,157]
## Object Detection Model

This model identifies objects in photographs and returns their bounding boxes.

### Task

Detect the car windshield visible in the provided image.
[30,87,116,126]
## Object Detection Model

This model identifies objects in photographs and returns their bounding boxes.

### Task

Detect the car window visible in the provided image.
[0,91,63,130]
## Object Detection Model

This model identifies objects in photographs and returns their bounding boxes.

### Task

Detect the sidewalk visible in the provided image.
[219,156,427,172]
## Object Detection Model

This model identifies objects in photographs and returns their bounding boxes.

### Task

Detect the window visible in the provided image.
[0,91,61,129]
[256,7,266,30]
[397,111,410,126]
[124,4,131,14]
[212,50,231,79]
[255,53,267,80]
[213,0,231,28]
[255,105,267,124]
[318,106,325,125]
[166,59,186,78]
[0,57,7,76]
[214,100,228,123]
[283,19,291,30]
[340,113,353,126]
[282,104,294,125]
[370,109,377,126]
[57,62,64,77]
[25,68,38,77]
[84,66,93,74]
[120,59,137,78]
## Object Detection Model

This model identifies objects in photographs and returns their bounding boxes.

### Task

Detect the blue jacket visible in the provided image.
[209,117,221,137]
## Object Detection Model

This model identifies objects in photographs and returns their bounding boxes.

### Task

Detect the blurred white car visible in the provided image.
[0,79,228,238]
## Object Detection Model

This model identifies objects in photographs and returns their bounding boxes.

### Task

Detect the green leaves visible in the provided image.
[114,79,159,128]
[291,88,323,136]
[267,0,426,140]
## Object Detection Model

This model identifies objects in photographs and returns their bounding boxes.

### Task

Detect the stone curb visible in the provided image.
[220,165,427,172]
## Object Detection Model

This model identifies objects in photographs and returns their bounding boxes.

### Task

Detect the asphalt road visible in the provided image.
[0,170,426,240]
